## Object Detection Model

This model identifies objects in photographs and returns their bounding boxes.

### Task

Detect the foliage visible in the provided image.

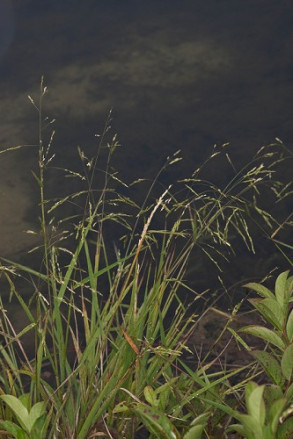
[226,271,293,439]
[0,80,292,438]
[0,394,47,439]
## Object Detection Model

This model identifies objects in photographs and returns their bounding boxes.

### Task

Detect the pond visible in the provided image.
[0,0,292,277]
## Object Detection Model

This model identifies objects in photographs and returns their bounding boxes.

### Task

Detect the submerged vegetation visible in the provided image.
[0,80,292,438]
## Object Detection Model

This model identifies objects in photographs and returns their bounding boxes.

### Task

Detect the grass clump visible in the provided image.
[0,80,292,438]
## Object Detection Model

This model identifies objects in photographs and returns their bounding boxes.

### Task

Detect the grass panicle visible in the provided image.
[0,81,292,438]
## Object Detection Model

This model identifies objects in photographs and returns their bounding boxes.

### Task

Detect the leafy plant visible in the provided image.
[241,270,293,388]
[224,271,293,438]
[0,80,292,438]
[0,394,47,439]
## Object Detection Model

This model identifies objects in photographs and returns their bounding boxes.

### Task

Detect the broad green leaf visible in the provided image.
[244,282,275,300]
[276,416,293,439]
[247,384,266,425]
[249,298,284,330]
[262,298,285,328]
[285,275,293,302]
[286,309,293,342]
[252,350,285,387]
[30,414,47,439]
[285,382,293,400]
[0,421,29,439]
[154,383,172,411]
[112,402,130,413]
[264,385,283,407]
[0,395,29,432]
[245,381,258,404]
[144,386,159,408]
[19,394,30,411]
[237,413,263,439]
[281,344,293,380]
[27,402,46,432]
[268,398,287,433]
[183,424,205,439]
[240,326,286,350]
[275,271,289,308]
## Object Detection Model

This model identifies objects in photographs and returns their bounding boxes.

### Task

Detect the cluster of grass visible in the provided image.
[0,80,292,438]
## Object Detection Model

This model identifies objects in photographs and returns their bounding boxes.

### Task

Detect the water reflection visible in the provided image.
[0,0,14,62]
[0,0,292,257]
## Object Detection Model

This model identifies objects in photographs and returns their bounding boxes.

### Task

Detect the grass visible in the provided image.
[0,79,292,438]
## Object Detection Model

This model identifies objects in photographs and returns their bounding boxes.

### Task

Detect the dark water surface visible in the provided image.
[0,0,292,263]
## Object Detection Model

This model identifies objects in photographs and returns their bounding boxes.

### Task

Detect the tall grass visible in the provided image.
[0,80,292,438]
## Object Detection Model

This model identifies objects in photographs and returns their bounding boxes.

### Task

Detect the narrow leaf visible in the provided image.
[227,326,251,350]
[121,328,139,355]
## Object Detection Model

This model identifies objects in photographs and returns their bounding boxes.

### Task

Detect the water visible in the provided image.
[0,0,292,261]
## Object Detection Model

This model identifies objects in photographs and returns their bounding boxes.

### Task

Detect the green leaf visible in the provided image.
[240,326,286,350]
[246,384,266,425]
[226,424,247,437]
[30,414,47,439]
[31,170,41,187]
[275,271,290,308]
[133,403,177,439]
[227,326,251,350]
[285,382,293,400]
[190,412,210,427]
[268,398,287,433]
[144,386,159,408]
[264,385,283,407]
[0,421,29,439]
[276,416,293,439]
[245,381,258,402]
[154,383,173,411]
[286,309,293,342]
[183,424,205,439]
[281,344,293,380]
[244,282,275,300]
[286,276,293,302]
[249,298,284,330]
[27,402,46,433]
[0,396,46,435]
[236,413,263,439]
[0,395,29,432]
[251,350,285,386]
[19,394,31,411]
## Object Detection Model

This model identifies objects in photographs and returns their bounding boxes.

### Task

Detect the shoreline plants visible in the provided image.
[0,80,292,438]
